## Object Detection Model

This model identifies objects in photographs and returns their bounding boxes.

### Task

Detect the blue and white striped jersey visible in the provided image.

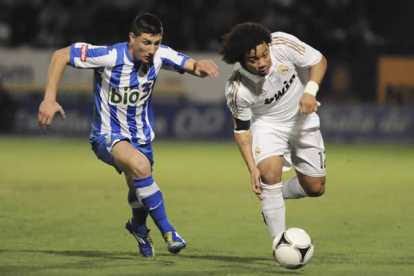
[70,42,188,144]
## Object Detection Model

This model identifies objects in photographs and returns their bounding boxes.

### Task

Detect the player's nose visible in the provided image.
[148,45,156,55]
[258,58,267,68]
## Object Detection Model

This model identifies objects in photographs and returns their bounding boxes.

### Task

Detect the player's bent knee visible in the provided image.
[260,170,282,185]
[129,162,151,178]
[120,155,151,178]
[306,179,325,197]
[308,186,325,197]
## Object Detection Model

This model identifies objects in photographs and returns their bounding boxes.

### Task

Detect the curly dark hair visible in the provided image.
[220,22,271,64]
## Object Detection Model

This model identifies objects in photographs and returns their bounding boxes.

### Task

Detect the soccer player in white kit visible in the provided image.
[38,13,218,258]
[221,23,327,239]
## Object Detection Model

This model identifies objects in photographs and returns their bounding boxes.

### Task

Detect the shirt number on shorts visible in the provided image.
[318,151,326,169]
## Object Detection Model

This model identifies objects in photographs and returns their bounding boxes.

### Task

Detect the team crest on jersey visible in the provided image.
[278,63,289,75]
[105,134,111,144]
[255,146,261,155]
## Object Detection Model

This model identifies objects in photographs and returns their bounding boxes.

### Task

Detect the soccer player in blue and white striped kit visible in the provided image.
[38,13,219,258]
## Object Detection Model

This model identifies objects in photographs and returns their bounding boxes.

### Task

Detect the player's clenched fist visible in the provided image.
[38,100,66,129]
[299,93,318,114]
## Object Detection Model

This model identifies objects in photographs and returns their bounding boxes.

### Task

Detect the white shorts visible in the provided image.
[251,125,326,177]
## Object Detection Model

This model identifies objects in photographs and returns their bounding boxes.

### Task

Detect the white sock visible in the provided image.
[282,176,308,199]
[261,182,285,238]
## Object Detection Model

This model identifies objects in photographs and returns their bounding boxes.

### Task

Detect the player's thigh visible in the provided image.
[257,155,285,184]
[112,141,152,178]
[252,125,290,168]
[291,130,326,177]
[90,134,125,174]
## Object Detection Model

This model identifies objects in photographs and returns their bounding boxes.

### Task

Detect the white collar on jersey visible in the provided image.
[236,63,263,83]
[235,52,278,84]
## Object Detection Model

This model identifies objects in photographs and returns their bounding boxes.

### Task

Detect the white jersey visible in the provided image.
[225,32,323,131]
[70,42,188,144]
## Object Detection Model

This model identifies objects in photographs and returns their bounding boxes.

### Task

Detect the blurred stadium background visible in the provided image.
[0,0,413,141]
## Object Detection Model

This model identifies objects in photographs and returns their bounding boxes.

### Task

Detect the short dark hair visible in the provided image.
[220,22,271,64]
[131,13,163,36]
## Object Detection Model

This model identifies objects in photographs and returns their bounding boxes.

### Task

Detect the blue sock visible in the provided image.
[127,190,148,235]
[134,176,175,236]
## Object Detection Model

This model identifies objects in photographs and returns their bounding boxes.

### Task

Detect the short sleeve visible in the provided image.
[270,32,322,68]
[158,45,189,74]
[70,43,118,69]
[224,74,252,121]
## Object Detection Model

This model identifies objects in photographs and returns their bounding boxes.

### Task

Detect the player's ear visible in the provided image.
[129,32,136,43]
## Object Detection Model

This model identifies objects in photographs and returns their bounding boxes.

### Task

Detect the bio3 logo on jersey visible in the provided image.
[109,82,153,106]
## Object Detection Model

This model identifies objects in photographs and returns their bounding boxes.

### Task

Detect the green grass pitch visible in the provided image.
[0,137,413,276]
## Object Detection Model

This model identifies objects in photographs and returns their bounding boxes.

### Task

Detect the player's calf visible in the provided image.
[261,182,286,238]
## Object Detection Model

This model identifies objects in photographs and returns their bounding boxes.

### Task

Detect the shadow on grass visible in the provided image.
[1,248,271,263]
[5,249,137,260]
[0,248,300,275]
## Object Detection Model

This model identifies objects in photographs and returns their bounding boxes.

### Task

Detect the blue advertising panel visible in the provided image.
[7,94,414,143]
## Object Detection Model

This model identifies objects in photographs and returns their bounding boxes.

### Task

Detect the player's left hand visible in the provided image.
[193,60,219,78]
[299,93,318,114]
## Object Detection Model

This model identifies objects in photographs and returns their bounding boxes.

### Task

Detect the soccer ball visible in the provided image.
[272,227,314,269]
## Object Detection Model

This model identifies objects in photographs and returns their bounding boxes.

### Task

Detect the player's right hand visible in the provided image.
[38,100,66,129]
[193,59,219,78]
[250,167,263,200]
[299,93,318,114]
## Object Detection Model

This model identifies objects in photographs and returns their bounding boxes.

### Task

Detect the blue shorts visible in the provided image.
[90,134,154,174]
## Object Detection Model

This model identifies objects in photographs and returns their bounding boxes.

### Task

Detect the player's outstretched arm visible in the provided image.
[234,129,262,200]
[300,55,328,114]
[38,46,71,129]
[183,58,219,78]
